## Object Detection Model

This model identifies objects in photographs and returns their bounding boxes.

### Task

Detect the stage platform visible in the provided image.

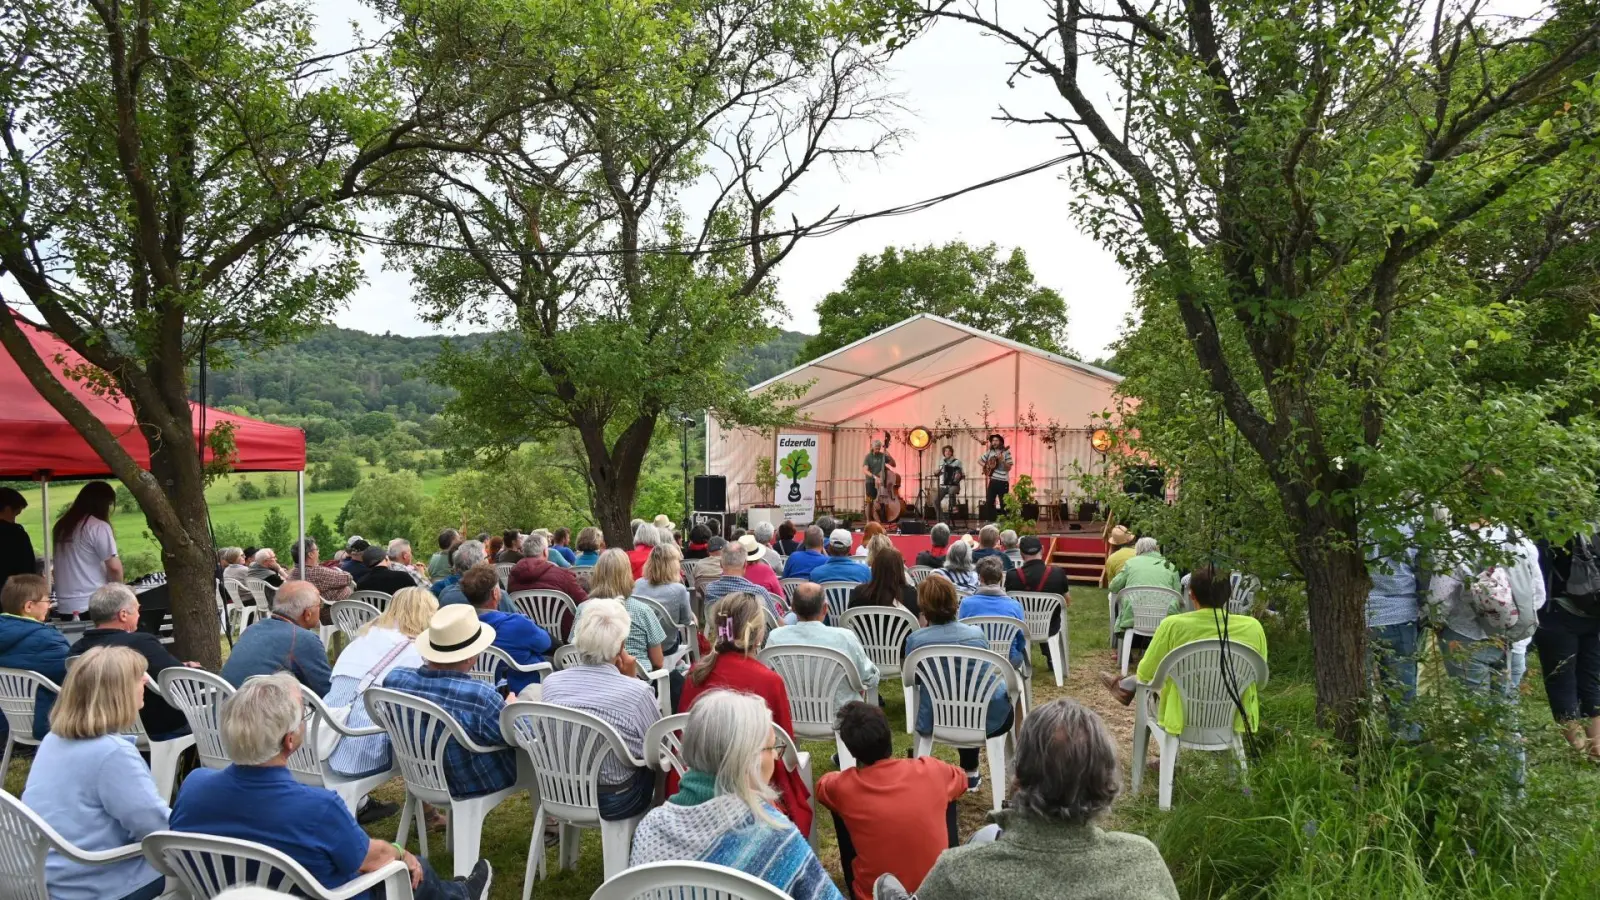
[849,528,1109,585]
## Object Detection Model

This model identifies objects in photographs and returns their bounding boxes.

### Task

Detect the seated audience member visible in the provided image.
[750,522,784,569]
[959,557,1029,668]
[850,545,920,617]
[533,529,571,568]
[338,537,370,580]
[766,584,880,714]
[816,702,966,900]
[382,606,521,799]
[633,543,694,653]
[905,577,1010,791]
[692,536,729,587]
[484,535,504,564]
[934,539,980,594]
[1101,565,1267,735]
[775,521,803,556]
[539,597,661,820]
[970,524,1015,572]
[631,690,841,900]
[434,539,486,604]
[506,532,589,604]
[0,486,35,593]
[460,563,552,694]
[809,529,872,585]
[171,673,491,899]
[68,584,191,739]
[683,524,713,560]
[703,543,783,619]
[550,527,578,566]
[357,539,424,595]
[219,580,332,696]
[1109,537,1183,632]
[863,534,897,567]
[853,522,886,558]
[496,530,524,564]
[783,526,829,579]
[915,523,953,568]
[1000,529,1022,560]
[247,547,287,588]
[816,515,837,536]
[1100,524,1138,587]
[890,700,1179,900]
[22,646,170,900]
[0,574,71,736]
[627,522,662,578]
[653,515,676,542]
[289,538,354,604]
[572,526,605,567]
[678,592,813,836]
[1005,535,1070,638]
[219,546,250,585]
[325,586,435,820]
[584,549,668,673]
[428,529,460,581]
[740,534,786,597]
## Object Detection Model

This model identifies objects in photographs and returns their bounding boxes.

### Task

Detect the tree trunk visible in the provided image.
[580,415,658,548]
[1295,521,1371,743]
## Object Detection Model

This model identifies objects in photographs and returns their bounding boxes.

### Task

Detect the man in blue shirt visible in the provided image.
[170,673,491,899]
[808,529,871,585]
[219,581,332,696]
[782,526,829,579]
[970,524,1015,573]
[458,563,551,695]
[382,605,521,799]
[957,557,1029,667]
[1366,520,1422,741]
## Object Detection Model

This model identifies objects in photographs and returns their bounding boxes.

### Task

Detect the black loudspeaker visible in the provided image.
[694,475,727,512]
[898,517,927,535]
[691,510,727,538]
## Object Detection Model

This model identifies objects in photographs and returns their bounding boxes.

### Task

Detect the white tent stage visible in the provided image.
[708,314,1125,519]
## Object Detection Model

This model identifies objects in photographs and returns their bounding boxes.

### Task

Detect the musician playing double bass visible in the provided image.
[979,433,1014,520]
[862,439,898,523]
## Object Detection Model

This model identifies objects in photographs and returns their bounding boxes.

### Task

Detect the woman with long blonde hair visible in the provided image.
[22,646,168,900]
[579,547,668,674]
[326,586,436,786]
[634,542,693,653]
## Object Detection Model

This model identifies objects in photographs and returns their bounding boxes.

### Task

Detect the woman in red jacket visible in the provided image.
[677,591,813,837]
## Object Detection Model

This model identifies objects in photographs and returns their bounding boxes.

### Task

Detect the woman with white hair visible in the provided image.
[933,539,980,594]
[629,522,662,578]
[326,586,437,789]
[1108,536,1182,632]
[631,690,843,900]
[539,597,661,820]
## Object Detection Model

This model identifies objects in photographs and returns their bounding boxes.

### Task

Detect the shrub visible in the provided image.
[263,473,285,498]
[340,471,426,545]
[313,454,362,492]
[257,507,293,557]
[235,480,263,501]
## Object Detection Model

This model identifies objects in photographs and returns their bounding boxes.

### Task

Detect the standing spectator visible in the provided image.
[357,539,424,595]
[933,540,980,594]
[750,522,784,569]
[1110,538,1182,632]
[1100,525,1136,587]
[914,523,952,568]
[808,529,871,585]
[289,538,354,604]
[905,577,1010,792]
[1537,530,1600,759]
[22,646,170,900]
[816,702,966,900]
[959,557,1028,668]
[0,486,36,593]
[775,521,803,556]
[783,526,829,579]
[460,563,552,695]
[247,548,288,589]
[766,584,880,714]
[550,527,578,566]
[496,530,524,564]
[583,549,668,674]
[850,545,920,617]
[0,574,69,740]
[740,534,785,596]
[1005,535,1070,639]
[433,539,485,603]
[683,525,712,560]
[627,523,661,579]
[219,581,333,696]
[1366,521,1422,740]
[428,529,460,581]
[970,524,1015,573]
[633,543,694,653]
[506,532,589,604]
[51,481,122,618]
[539,597,661,821]
[573,527,605,567]
[68,584,191,739]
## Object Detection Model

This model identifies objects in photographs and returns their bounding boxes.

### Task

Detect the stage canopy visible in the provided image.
[708,314,1124,515]
[1,313,306,478]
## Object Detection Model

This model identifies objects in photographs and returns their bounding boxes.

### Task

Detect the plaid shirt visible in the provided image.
[703,575,786,620]
[291,564,353,603]
[381,666,518,798]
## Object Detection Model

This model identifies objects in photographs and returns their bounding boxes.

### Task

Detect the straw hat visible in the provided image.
[414,605,496,664]
[1108,525,1135,547]
[653,514,676,534]
[738,534,765,562]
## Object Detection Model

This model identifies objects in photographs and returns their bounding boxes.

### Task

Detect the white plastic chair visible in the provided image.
[1118,585,1181,675]
[0,788,152,900]
[143,830,410,899]
[244,577,277,611]
[507,589,578,643]
[588,860,792,900]
[903,644,1020,812]
[815,582,855,627]
[329,600,381,641]
[0,667,58,779]
[221,578,260,641]
[348,590,392,615]
[778,577,807,604]
[1131,639,1269,810]
[963,616,1033,715]
[363,686,534,877]
[269,683,396,814]
[907,565,935,586]
[1011,591,1068,687]
[1107,590,1119,648]
[632,594,697,662]
[500,702,649,892]
[550,645,582,671]
[469,646,552,701]
[839,605,918,680]
[131,675,198,803]
[158,667,236,771]
[1229,573,1262,614]
[573,565,597,589]
[495,563,514,588]
[757,645,866,770]
[640,715,812,839]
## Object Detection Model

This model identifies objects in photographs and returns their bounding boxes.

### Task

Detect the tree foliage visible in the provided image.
[257,507,293,559]
[422,444,591,539]
[340,471,427,547]
[801,242,1071,360]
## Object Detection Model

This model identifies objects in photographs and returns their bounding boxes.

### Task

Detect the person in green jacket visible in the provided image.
[877,698,1179,900]
[1109,537,1182,630]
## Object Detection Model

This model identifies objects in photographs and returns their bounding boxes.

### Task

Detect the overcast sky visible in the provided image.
[317,2,1135,361]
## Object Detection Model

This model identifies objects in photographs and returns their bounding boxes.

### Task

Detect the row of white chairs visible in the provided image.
[1111,575,1262,674]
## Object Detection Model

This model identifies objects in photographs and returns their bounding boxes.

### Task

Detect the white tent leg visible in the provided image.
[295,471,305,580]
[39,476,51,594]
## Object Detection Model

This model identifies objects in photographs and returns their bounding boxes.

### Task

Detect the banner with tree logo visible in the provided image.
[775,434,819,525]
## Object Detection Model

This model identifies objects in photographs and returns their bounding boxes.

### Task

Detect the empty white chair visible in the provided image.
[143,830,410,899]
[507,589,578,643]
[348,590,392,615]
[903,644,1021,812]
[907,565,935,586]
[469,646,552,701]
[158,667,236,771]
[220,578,260,641]
[0,667,58,779]
[588,860,792,900]
[815,582,855,627]
[133,676,198,803]
[329,600,381,641]
[1229,573,1262,614]
[1011,591,1068,687]
[1119,586,1182,675]
[1107,590,1119,648]
[963,616,1033,715]
[757,645,866,769]
[495,563,514,589]
[0,789,151,900]
[501,702,649,892]
[1131,639,1269,810]
[363,686,534,877]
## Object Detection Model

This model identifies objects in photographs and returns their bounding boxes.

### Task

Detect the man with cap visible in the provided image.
[808,529,872,585]
[381,605,520,798]
[692,535,729,587]
[339,537,372,581]
[1100,524,1137,588]
[1006,535,1071,639]
[738,534,785,597]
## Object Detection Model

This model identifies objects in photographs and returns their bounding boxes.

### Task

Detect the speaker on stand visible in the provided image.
[694,475,727,513]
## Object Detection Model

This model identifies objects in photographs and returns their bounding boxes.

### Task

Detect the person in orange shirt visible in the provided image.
[815,702,967,900]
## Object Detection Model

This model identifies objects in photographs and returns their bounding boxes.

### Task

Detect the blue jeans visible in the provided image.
[1367,622,1420,740]
[1437,628,1523,785]
[401,857,469,900]
[120,877,167,900]
[597,767,655,821]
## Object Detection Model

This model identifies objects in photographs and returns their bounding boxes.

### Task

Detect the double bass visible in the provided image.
[874,430,905,522]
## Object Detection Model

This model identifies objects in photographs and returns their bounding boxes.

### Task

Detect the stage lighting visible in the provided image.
[908,426,931,450]
[1091,428,1114,454]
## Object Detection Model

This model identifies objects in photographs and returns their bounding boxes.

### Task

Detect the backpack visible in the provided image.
[1465,564,1537,642]
[1563,532,1600,615]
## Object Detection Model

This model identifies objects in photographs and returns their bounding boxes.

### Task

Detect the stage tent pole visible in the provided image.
[38,474,51,594]
[295,470,305,580]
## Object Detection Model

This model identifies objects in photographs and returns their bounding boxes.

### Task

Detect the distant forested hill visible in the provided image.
[731,328,809,385]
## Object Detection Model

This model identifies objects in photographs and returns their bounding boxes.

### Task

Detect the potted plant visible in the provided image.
[1014,474,1039,522]
[749,456,782,532]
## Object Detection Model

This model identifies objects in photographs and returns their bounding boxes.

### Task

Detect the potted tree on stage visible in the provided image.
[748,455,783,532]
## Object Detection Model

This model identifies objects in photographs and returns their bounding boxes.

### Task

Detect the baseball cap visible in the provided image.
[828,528,853,549]
[1020,536,1043,555]
[346,535,366,550]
